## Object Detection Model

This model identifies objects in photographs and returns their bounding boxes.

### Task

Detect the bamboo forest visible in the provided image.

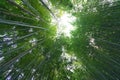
[0,0,120,80]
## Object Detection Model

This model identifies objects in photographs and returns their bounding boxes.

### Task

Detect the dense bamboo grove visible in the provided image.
[0,0,120,80]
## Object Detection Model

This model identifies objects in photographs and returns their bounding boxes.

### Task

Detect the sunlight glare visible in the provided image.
[57,12,76,38]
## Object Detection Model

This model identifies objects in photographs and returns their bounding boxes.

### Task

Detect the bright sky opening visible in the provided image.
[57,12,76,38]
[51,11,76,38]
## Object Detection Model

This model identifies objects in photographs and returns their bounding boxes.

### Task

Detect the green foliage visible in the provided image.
[0,0,120,80]
[50,0,73,11]
[70,0,120,79]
